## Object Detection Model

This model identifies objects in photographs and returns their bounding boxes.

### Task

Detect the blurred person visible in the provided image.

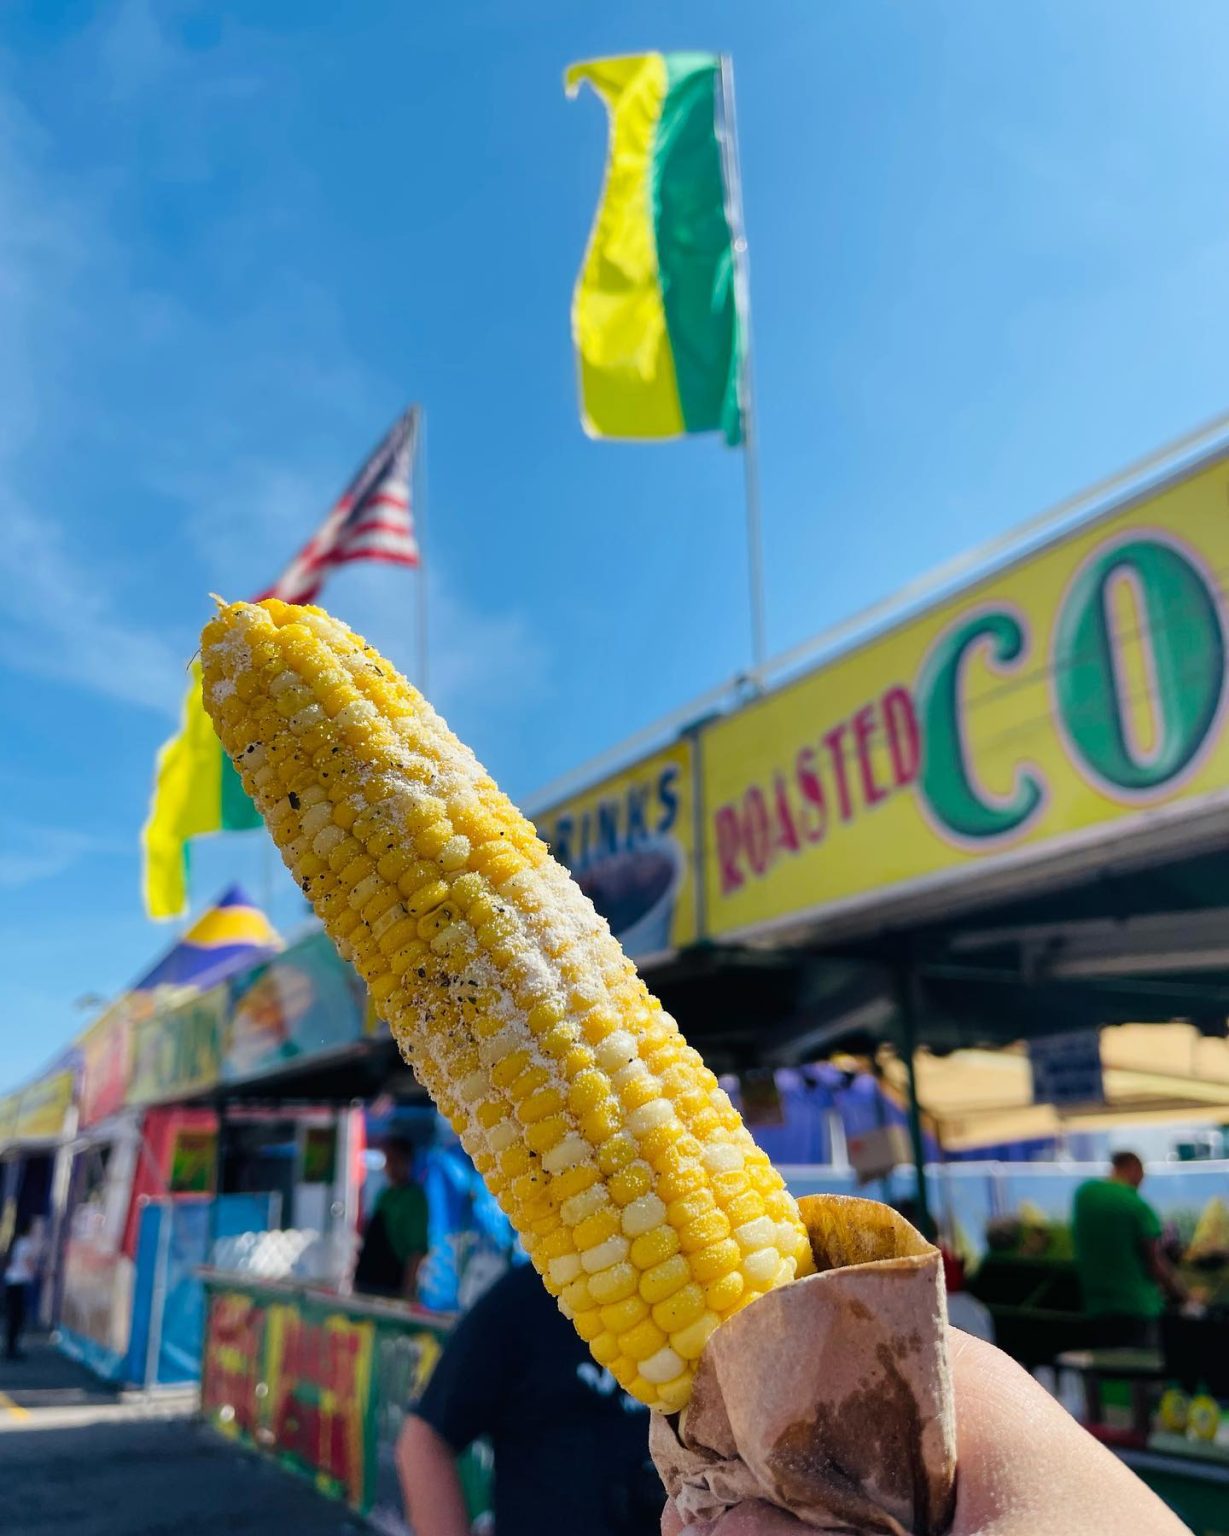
[354,1137,428,1300]
[396,1259,661,1536]
[660,1331,1189,1535]
[1072,1150,1187,1348]
[3,1217,38,1361]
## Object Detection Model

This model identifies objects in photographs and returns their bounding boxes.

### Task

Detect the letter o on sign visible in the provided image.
[1054,536,1225,795]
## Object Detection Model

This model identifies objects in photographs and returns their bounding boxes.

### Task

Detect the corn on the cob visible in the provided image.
[201,598,813,1412]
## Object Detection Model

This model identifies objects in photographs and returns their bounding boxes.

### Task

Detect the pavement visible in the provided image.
[0,1336,363,1536]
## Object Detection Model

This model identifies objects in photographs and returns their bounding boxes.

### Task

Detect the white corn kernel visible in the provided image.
[313,824,348,858]
[621,1194,667,1238]
[543,1134,590,1174]
[741,1248,780,1286]
[560,1185,609,1226]
[300,802,335,838]
[456,1071,489,1105]
[595,1031,637,1071]
[486,1122,518,1153]
[640,1347,685,1385]
[626,1099,675,1136]
[611,1059,650,1091]
[580,1236,630,1273]
[734,1216,776,1253]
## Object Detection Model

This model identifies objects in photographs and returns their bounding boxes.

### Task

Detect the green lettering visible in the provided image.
[917,610,1044,840]
[1055,538,1224,792]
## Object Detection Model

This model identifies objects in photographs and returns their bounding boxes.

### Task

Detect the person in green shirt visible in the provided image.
[1072,1151,1187,1348]
[354,1137,429,1301]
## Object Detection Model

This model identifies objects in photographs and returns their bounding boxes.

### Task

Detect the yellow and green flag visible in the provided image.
[141,662,261,920]
[566,53,743,444]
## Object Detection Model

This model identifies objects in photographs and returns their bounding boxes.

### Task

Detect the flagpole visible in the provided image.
[718,54,767,682]
[416,406,429,695]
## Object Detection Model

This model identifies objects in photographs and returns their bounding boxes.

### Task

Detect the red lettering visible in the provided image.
[853,705,886,807]
[795,747,827,843]
[822,723,854,821]
[883,686,920,786]
[714,806,744,893]
[743,786,771,875]
[772,773,800,854]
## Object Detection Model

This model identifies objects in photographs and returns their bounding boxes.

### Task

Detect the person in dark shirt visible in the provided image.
[396,1260,662,1536]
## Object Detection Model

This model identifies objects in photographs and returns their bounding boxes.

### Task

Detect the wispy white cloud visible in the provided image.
[0,821,120,890]
[429,575,550,720]
[0,500,186,713]
[0,51,190,715]
[0,8,550,736]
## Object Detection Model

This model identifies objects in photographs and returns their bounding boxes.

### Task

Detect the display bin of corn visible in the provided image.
[201,599,956,1532]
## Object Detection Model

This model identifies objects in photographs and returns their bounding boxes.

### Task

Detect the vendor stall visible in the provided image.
[527,428,1229,1527]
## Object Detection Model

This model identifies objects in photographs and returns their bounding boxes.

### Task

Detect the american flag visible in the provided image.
[259,406,420,605]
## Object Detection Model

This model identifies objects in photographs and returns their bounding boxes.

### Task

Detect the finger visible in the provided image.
[662,1498,807,1534]
[661,1499,686,1536]
[708,1501,810,1533]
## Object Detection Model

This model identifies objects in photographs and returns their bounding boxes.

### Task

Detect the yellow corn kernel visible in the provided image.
[630,1227,680,1270]
[678,1209,732,1253]
[608,1355,639,1391]
[619,1319,668,1363]
[690,1238,743,1285]
[574,1208,621,1250]
[548,1163,600,1203]
[639,1254,691,1305]
[722,1191,767,1227]
[587,1262,638,1306]
[651,1282,706,1334]
[599,1296,649,1335]
[609,1161,655,1206]
[572,1308,604,1343]
[589,1331,620,1366]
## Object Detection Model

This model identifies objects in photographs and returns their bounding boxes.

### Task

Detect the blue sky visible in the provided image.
[4,0,1229,1086]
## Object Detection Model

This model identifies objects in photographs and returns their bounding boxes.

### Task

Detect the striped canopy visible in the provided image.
[133,884,281,993]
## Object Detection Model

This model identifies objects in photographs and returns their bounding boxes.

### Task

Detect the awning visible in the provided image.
[881,1023,1229,1151]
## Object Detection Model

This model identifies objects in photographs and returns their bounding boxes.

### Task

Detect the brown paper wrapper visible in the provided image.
[650,1195,956,1534]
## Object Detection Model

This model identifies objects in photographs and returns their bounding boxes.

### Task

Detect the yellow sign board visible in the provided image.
[536,739,697,958]
[14,1069,75,1141]
[702,454,1229,940]
[0,1092,20,1145]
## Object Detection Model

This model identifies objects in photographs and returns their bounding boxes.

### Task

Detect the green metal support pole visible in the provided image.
[897,963,933,1237]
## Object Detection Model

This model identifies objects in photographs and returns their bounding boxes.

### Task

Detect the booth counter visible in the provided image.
[200,1270,490,1532]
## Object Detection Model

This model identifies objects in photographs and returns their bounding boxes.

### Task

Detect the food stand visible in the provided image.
[0,1064,77,1327]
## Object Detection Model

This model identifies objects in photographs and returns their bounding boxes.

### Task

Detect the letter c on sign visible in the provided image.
[1054,537,1225,794]
[916,609,1045,841]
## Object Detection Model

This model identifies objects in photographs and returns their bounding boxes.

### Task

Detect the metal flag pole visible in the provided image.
[718,53,768,682]
[415,406,430,695]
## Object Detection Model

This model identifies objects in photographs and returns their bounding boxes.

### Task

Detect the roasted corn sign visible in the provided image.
[702,453,1229,940]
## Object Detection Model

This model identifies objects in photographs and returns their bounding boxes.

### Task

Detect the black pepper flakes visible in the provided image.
[288,791,300,810]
